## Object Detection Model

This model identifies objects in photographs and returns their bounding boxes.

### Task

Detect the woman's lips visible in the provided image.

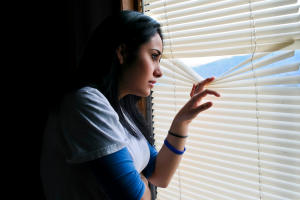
[149,81,156,87]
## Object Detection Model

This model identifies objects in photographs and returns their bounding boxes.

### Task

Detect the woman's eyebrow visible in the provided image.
[151,49,161,55]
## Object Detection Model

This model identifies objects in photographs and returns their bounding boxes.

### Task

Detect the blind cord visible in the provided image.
[164,1,181,199]
[249,1,262,199]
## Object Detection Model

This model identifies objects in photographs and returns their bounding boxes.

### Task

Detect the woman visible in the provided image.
[40,10,219,200]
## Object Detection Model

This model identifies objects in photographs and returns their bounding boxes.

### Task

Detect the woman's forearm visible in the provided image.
[148,120,189,188]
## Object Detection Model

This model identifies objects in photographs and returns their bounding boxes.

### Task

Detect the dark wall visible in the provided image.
[74,0,120,65]
[27,1,120,199]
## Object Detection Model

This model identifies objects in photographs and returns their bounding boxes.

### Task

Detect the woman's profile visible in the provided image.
[40,10,219,200]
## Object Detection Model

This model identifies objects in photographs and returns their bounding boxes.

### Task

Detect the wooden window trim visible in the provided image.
[120,0,142,12]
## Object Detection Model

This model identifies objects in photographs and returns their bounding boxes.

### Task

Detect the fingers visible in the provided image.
[200,77,215,86]
[193,89,220,100]
[191,89,220,113]
[190,84,195,98]
[195,101,213,113]
[194,77,215,94]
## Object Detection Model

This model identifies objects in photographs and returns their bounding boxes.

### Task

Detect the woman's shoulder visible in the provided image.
[65,86,111,109]
[59,86,119,122]
[51,86,129,164]
[75,86,107,101]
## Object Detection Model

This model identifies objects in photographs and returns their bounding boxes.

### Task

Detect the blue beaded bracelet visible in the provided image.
[164,138,186,155]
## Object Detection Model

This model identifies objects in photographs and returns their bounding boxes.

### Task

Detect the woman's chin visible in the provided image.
[136,89,151,97]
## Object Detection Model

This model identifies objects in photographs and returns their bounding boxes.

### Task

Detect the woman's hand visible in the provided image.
[170,77,220,133]
[190,76,215,98]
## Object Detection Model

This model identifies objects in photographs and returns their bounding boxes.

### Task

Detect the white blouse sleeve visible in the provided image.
[55,87,129,164]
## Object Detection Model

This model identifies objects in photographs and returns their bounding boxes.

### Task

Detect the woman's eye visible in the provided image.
[151,54,158,61]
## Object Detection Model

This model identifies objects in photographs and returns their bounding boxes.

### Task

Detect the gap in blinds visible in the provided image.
[144,0,300,200]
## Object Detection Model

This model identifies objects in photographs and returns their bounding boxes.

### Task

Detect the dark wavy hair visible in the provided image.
[56,10,163,145]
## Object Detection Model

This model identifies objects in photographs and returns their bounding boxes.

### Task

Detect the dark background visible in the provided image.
[21,1,120,198]
[19,1,153,199]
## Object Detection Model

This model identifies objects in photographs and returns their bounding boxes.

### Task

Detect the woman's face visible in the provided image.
[118,33,163,98]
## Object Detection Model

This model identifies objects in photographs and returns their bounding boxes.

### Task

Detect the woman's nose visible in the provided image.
[154,65,163,78]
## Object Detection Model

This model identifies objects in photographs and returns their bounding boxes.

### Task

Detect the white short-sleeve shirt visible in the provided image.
[40,86,150,200]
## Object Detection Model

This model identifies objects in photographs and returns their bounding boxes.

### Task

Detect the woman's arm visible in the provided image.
[86,147,150,200]
[148,77,220,187]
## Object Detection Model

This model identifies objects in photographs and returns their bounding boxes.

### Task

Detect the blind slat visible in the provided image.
[163,14,300,39]
[164,23,300,46]
[176,163,300,193]
[161,41,297,58]
[159,1,297,27]
[157,145,300,186]
[159,70,300,89]
[208,75,300,88]
[157,187,195,200]
[160,65,195,84]
[162,62,299,88]
[166,59,204,82]
[152,85,300,96]
[161,6,299,33]
[161,146,300,178]
[153,116,300,141]
[160,59,197,81]
[144,0,198,10]
[153,101,300,114]
[167,180,254,200]
[154,122,300,149]
[170,171,300,199]
[170,174,295,200]
[156,192,178,200]
[163,32,300,52]
[211,63,299,85]
[157,76,192,87]
[154,101,300,115]
[148,0,265,19]
[153,105,300,122]
[214,50,294,82]
[154,131,300,159]
[170,176,258,200]
[158,185,217,200]
[157,140,299,174]
[155,131,300,168]
[208,101,300,114]
[218,52,270,78]
[146,0,238,16]
[152,94,300,105]
[175,154,300,185]
[153,111,300,131]
[163,183,219,200]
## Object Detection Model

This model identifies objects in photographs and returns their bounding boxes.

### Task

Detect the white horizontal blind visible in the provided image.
[144,0,300,200]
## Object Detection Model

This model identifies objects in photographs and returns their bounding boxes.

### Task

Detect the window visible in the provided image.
[144,0,300,199]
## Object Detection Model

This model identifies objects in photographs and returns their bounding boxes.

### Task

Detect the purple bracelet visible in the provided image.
[164,138,186,155]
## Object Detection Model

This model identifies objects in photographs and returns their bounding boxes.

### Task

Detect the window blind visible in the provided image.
[144,0,300,200]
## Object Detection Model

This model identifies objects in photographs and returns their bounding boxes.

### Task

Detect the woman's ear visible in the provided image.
[116,44,126,64]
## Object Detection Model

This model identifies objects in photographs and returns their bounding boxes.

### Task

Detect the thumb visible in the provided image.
[195,101,212,113]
